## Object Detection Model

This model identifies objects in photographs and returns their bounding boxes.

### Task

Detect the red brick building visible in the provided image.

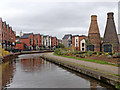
[34,34,41,49]
[20,33,35,50]
[0,18,2,45]
[15,43,26,50]
[72,35,87,51]
[87,15,101,52]
[0,18,16,50]
[20,33,45,50]
[52,37,57,48]
[57,39,59,47]
[40,35,43,47]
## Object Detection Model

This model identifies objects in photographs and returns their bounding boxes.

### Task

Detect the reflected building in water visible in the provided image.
[20,56,52,73]
[2,60,16,88]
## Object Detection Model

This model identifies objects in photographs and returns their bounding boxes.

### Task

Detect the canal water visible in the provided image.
[2,54,115,89]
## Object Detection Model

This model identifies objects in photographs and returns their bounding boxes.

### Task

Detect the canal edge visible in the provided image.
[40,53,120,88]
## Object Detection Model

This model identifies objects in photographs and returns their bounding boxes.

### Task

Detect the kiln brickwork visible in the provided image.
[102,12,119,53]
[87,15,101,52]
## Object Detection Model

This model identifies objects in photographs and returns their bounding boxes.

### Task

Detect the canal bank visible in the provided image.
[41,53,120,88]
[2,50,54,62]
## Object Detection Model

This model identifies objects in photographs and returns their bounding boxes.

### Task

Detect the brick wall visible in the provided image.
[15,43,25,50]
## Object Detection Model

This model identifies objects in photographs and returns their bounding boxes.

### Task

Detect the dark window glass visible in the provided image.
[82,43,84,47]
[87,45,94,51]
[82,48,84,51]
[104,45,112,52]
[30,38,31,45]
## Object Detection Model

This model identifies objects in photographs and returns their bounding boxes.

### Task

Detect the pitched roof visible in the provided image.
[2,22,6,26]
[9,27,12,30]
[52,37,56,39]
[72,35,79,37]
[62,34,72,39]
[34,34,39,37]
[21,33,32,39]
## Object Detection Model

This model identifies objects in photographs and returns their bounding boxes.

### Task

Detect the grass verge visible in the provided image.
[53,53,118,67]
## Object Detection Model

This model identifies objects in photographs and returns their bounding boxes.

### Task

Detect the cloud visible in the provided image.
[0,1,118,39]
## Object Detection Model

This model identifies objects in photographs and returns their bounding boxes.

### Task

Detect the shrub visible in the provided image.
[58,43,65,48]
[85,53,88,57]
[93,52,97,54]
[54,48,63,55]
[105,53,109,55]
[108,52,113,55]
[80,51,87,54]
[77,51,81,54]
[80,54,85,58]
[113,52,120,58]
[87,51,94,56]
[76,54,79,57]
[73,52,77,55]
[107,55,112,58]
[97,52,102,55]
[99,52,102,55]
[63,52,67,55]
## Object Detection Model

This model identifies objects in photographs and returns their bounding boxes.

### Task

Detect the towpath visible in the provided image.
[43,53,119,75]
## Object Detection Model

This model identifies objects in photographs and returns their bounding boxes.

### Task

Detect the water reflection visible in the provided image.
[20,57,52,73]
[2,59,16,88]
[2,54,115,89]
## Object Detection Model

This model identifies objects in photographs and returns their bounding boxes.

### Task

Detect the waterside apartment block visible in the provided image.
[0,18,16,51]
[16,33,60,50]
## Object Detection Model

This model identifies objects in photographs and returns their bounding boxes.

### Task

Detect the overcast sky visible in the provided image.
[0,0,119,39]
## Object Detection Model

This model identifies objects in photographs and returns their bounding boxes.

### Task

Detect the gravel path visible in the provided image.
[44,53,119,75]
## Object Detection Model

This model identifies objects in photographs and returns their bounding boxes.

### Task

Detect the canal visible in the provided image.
[2,53,115,89]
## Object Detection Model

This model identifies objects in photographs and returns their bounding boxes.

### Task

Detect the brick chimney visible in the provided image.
[89,15,100,34]
[107,12,114,19]
[91,15,97,21]
[102,12,119,53]
[87,15,101,52]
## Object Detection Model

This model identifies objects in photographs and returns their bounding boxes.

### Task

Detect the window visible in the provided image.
[40,38,41,46]
[54,41,55,46]
[46,40,47,46]
[37,39,38,45]
[76,39,78,42]
[82,48,84,51]
[82,43,84,47]
[33,36,34,45]
[30,38,31,45]
[76,44,78,47]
